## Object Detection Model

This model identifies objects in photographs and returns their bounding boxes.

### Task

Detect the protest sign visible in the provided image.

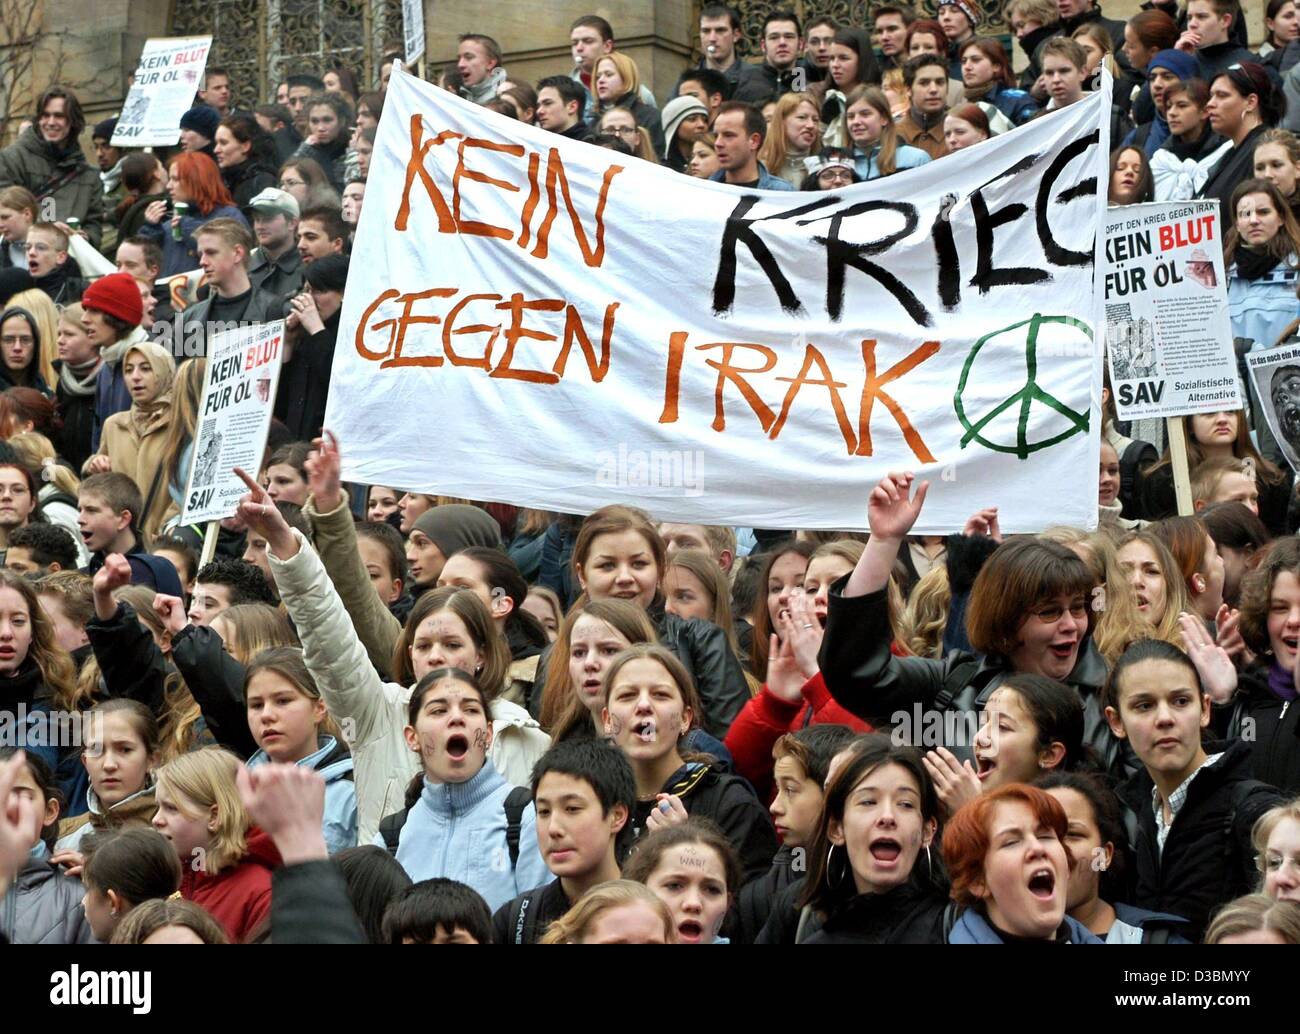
[1103,200,1241,420]
[403,0,426,64]
[1247,345,1300,473]
[326,67,1111,533]
[113,37,213,147]
[181,321,286,524]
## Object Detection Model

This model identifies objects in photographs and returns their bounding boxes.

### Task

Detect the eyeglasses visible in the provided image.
[24,242,52,254]
[601,126,640,138]
[1258,853,1300,875]
[1,335,34,346]
[1030,600,1089,623]
[817,168,854,185]
[281,178,305,188]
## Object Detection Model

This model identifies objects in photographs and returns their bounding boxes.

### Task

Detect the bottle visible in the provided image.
[172,202,189,241]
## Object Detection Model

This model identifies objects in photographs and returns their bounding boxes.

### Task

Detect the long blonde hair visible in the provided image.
[539,879,674,944]
[897,563,951,659]
[158,357,206,492]
[758,93,820,173]
[154,747,250,875]
[1040,527,1151,664]
[1113,530,1190,652]
[6,289,59,389]
[6,431,80,499]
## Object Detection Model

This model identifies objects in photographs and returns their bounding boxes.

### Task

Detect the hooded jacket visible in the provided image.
[1,846,96,944]
[1115,739,1281,941]
[179,826,280,943]
[0,306,52,395]
[372,763,551,913]
[89,340,179,538]
[55,782,156,854]
[0,126,107,247]
[248,735,357,854]
[948,906,1103,944]
[628,760,778,884]
[268,529,550,841]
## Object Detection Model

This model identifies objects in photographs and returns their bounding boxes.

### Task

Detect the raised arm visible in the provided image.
[843,471,928,597]
[160,595,259,758]
[301,430,403,677]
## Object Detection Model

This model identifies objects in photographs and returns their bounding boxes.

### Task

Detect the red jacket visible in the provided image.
[724,672,872,803]
[179,826,280,943]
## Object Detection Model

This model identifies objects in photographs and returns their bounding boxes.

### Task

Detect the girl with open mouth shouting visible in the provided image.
[603,643,776,884]
[624,818,742,944]
[380,667,550,911]
[791,736,948,944]
[944,782,1100,942]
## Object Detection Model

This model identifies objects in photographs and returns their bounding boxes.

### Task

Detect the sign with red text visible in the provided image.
[182,321,286,523]
[1104,200,1241,421]
[113,36,213,147]
[327,67,1111,532]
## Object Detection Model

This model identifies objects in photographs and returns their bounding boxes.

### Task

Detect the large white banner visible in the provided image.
[1103,200,1241,420]
[327,67,1110,532]
[113,37,213,148]
[182,322,286,523]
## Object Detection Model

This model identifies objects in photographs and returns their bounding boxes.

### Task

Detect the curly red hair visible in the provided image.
[942,783,1071,907]
[169,152,236,215]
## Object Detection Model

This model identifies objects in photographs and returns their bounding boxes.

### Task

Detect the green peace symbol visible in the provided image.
[954,313,1092,460]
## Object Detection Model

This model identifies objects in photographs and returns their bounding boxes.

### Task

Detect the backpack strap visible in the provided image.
[503,786,532,870]
[932,660,981,714]
[378,807,410,856]
[511,889,544,945]
[794,904,816,945]
[942,901,960,942]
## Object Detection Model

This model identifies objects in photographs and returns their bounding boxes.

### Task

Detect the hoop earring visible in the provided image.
[827,844,847,889]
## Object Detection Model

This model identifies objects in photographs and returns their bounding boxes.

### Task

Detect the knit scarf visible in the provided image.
[58,356,101,398]
[964,80,996,104]
[1234,245,1283,282]
[461,66,508,106]
[1267,661,1298,702]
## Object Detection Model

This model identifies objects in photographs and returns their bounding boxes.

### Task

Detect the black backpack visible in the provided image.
[379,785,533,866]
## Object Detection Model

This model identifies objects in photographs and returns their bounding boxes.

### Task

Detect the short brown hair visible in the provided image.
[1041,36,1087,71]
[966,539,1093,658]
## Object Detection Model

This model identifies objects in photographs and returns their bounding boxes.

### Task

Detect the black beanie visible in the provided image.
[305,253,350,293]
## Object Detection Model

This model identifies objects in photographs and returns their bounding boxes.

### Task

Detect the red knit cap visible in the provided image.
[81,272,143,327]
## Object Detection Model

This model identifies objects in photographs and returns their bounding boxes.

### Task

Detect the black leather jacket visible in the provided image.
[818,576,1137,779]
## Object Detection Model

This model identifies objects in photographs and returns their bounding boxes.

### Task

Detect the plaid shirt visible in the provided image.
[1153,753,1224,856]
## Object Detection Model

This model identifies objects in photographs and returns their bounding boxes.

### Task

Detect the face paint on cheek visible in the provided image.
[473,728,489,752]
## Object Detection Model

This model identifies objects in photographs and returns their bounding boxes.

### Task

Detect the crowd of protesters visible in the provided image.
[0,1,1298,946]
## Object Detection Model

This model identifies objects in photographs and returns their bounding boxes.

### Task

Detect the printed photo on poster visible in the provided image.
[1247,344,1300,473]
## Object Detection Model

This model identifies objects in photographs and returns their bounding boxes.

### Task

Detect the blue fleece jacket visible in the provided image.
[248,735,357,854]
[948,907,1103,943]
[371,760,552,912]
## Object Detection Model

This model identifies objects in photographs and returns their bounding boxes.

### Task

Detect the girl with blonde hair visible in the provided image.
[539,878,674,944]
[151,746,278,942]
